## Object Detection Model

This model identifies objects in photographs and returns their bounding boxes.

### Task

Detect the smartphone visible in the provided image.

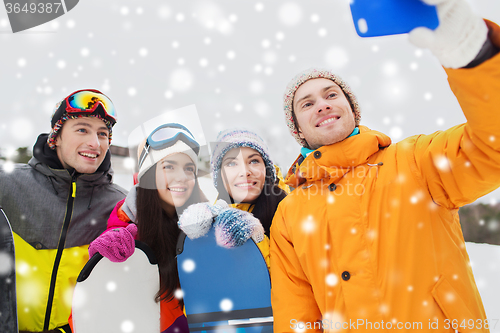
[349,0,439,37]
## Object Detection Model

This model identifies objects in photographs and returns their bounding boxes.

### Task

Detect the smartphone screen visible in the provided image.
[350,0,439,37]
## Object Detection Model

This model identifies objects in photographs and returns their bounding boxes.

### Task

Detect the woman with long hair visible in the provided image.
[82,123,208,333]
[207,128,289,265]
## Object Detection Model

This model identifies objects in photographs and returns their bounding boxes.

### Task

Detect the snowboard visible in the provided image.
[176,228,273,332]
[350,0,439,37]
[72,241,161,333]
[0,207,18,333]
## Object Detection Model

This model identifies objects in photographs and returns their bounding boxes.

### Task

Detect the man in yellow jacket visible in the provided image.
[270,0,500,332]
[0,90,127,332]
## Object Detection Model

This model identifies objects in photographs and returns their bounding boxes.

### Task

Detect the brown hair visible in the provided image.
[136,165,208,305]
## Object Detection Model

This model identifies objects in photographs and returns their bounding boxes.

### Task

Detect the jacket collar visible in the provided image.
[285,126,391,187]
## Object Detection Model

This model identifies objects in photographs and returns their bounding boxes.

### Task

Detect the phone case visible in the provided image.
[350,0,439,37]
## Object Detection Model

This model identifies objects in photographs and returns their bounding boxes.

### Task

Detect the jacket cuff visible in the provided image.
[464,20,500,68]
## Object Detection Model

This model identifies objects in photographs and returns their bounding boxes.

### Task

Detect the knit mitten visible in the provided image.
[178,200,229,239]
[88,223,137,262]
[409,0,488,68]
[214,208,265,248]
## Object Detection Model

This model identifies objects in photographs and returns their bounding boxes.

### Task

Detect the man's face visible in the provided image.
[293,78,356,150]
[55,117,110,174]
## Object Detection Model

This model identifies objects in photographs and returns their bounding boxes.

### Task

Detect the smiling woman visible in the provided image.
[211,128,289,237]
[220,147,266,204]
[78,123,208,333]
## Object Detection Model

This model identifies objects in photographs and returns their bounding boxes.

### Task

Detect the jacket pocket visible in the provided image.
[431,275,488,333]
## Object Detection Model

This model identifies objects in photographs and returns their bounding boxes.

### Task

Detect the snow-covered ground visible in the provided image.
[466,242,500,333]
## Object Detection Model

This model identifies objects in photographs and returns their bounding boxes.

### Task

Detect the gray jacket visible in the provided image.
[0,133,128,331]
[0,156,127,249]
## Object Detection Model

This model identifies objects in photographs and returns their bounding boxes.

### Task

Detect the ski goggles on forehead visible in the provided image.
[138,123,200,169]
[65,89,117,122]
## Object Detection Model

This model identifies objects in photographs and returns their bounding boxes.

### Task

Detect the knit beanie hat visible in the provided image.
[210,128,276,189]
[283,68,361,147]
[47,99,114,150]
[136,139,199,183]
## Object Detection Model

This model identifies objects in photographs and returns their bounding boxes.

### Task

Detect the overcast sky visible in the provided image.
[1,0,499,202]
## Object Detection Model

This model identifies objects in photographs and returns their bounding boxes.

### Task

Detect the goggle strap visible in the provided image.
[138,143,150,169]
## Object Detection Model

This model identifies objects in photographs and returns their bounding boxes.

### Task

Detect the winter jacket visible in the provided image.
[0,134,127,332]
[270,21,500,333]
[229,165,290,269]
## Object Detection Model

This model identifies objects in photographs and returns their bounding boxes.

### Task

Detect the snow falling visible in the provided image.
[0,251,13,275]
[182,258,196,273]
[0,0,496,182]
[1,0,500,328]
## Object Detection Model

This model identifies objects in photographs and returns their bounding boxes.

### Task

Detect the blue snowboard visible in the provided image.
[176,228,273,332]
[0,207,18,333]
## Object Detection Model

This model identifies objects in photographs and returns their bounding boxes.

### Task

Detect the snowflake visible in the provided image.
[434,155,451,172]
[17,58,27,67]
[219,298,233,312]
[326,273,338,286]
[325,47,349,70]
[169,68,193,92]
[2,161,15,174]
[382,61,398,76]
[106,281,117,292]
[0,251,13,276]
[182,258,196,273]
[389,126,403,140]
[278,3,303,26]
[174,288,184,299]
[301,216,316,234]
[121,320,134,333]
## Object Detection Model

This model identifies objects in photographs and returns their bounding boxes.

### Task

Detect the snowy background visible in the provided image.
[1,0,499,323]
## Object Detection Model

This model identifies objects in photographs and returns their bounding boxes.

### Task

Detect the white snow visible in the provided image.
[278,3,303,26]
[0,251,13,275]
[181,258,196,273]
[219,298,233,312]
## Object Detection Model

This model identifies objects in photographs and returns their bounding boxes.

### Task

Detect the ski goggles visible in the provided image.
[138,123,200,169]
[65,89,117,123]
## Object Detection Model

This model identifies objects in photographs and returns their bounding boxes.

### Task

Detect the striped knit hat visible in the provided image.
[210,128,276,189]
[283,68,361,147]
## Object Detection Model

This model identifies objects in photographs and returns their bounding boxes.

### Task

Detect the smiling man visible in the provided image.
[270,0,500,331]
[0,90,127,333]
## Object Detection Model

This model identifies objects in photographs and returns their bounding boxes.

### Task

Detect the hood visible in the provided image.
[285,126,391,187]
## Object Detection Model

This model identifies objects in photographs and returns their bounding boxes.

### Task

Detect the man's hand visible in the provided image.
[409,0,488,68]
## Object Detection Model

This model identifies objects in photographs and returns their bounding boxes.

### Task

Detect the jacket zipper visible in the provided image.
[43,174,77,330]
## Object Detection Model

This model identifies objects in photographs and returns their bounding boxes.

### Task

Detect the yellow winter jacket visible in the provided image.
[14,235,89,331]
[230,165,289,270]
[231,202,270,269]
[270,21,500,333]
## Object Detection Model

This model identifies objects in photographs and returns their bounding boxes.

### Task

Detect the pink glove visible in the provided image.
[88,223,138,262]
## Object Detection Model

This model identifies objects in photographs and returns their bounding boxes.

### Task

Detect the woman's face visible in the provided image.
[156,153,196,213]
[221,147,266,203]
